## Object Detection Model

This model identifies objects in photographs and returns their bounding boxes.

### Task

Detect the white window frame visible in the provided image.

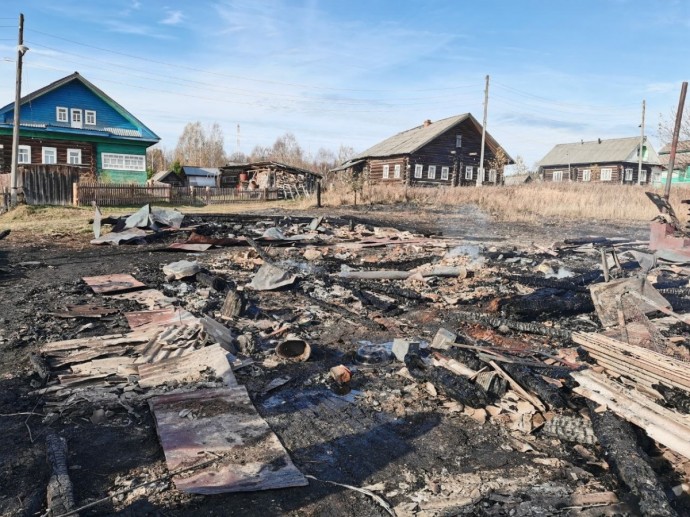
[414,164,423,178]
[42,147,57,164]
[427,165,436,179]
[85,110,96,126]
[67,148,82,165]
[601,167,613,181]
[625,168,633,181]
[489,168,497,183]
[640,170,647,182]
[101,152,146,171]
[18,145,31,164]
[465,166,473,180]
[582,169,591,182]
[441,166,449,180]
[456,135,462,148]
[56,107,68,123]
[394,164,401,179]
[71,108,83,128]
[552,170,563,182]
[382,164,390,179]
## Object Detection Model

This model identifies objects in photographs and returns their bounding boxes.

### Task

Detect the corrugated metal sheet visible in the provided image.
[183,167,221,177]
[538,137,661,167]
[354,114,471,159]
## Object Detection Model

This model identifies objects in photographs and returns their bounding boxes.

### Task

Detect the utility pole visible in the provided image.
[236,124,240,157]
[637,100,645,185]
[477,74,489,187]
[9,13,25,207]
[663,82,688,203]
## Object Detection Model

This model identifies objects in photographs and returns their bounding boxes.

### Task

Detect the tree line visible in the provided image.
[146,121,355,178]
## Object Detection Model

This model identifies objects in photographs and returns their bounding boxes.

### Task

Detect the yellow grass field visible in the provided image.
[315,182,690,224]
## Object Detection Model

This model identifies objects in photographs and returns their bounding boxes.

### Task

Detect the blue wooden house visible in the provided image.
[0,72,160,184]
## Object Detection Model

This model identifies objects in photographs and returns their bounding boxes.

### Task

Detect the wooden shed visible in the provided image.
[219,161,321,197]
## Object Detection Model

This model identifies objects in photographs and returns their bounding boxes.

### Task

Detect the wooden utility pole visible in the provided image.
[10,13,25,207]
[663,82,688,203]
[477,74,489,187]
[637,100,645,185]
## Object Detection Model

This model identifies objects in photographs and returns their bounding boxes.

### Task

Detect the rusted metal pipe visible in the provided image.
[663,82,688,203]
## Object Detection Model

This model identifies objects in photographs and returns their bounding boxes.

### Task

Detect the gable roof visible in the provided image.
[353,113,511,162]
[538,137,660,167]
[659,140,690,155]
[0,72,159,142]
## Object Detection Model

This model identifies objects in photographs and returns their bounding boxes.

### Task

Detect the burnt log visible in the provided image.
[30,353,50,382]
[196,271,228,292]
[221,289,245,319]
[588,406,677,517]
[503,363,567,409]
[405,354,491,408]
[0,229,10,240]
[45,433,77,516]
[505,273,589,293]
[454,311,572,340]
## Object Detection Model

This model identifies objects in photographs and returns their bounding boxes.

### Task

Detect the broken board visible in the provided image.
[589,276,671,328]
[137,344,236,388]
[82,274,146,294]
[149,386,307,494]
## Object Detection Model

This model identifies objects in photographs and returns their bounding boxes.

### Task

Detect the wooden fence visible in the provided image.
[22,166,80,206]
[75,183,281,207]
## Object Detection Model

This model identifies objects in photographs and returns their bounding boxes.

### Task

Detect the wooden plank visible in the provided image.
[149,386,307,494]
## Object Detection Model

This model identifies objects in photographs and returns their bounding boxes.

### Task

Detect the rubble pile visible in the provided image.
[17,209,690,515]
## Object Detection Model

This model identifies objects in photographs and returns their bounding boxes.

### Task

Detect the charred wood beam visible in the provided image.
[404,353,492,408]
[30,353,50,382]
[454,311,572,340]
[504,273,589,293]
[299,290,384,330]
[336,278,425,302]
[587,405,677,517]
[45,433,77,516]
[502,363,567,409]
[0,229,10,240]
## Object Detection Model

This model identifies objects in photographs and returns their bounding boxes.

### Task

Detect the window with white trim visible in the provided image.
[67,149,82,165]
[18,145,31,164]
[102,153,146,171]
[42,147,57,164]
[640,170,647,182]
[552,170,563,182]
[456,135,462,148]
[56,107,68,123]
[465,166,473,180]
[85,110,96,125]
[625,168,633,181]
[582,169,591,182]
[382,164,390,179]
[394,164,401,178]
[441,166,449,180]
[489,168,497,182]
[428,165,436,179]
[414,164,423,178]
[601,167,612,181]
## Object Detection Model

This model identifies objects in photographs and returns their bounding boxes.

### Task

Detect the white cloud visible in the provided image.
[160,10,184,26]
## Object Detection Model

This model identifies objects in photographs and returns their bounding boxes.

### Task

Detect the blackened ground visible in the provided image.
[0,206,661,516]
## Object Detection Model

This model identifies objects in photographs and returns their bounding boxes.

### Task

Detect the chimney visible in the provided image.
[423,119,432,127]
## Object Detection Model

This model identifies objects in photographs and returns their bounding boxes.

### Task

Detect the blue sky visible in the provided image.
[0,0,688,167]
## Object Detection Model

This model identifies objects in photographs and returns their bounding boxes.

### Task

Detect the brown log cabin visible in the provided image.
[332,114,513,186]
[537,137,661,185]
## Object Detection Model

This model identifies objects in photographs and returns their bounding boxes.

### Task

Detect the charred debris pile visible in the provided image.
[21,207,690,515]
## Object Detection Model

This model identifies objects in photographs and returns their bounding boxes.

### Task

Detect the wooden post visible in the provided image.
[190,185,196,204]
[316,181,322,207]
[72,182,78,207]
[205,186,210,205]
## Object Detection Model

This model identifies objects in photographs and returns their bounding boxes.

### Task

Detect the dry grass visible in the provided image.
[315,181,690,224]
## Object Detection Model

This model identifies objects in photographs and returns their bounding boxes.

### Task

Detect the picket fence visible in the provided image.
[75,183,280,207]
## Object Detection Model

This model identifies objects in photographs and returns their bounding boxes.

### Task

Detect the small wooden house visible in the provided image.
[332,114,513,186]
[657,140,690,186]
[149,170,185,186]
[537,137,661,184]
[219,161,321,196]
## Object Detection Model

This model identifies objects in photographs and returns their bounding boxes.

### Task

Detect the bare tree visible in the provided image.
[174,122,227,167]
[658,106,690,145]
[146,145,169,178]
[270,133,305,167]
[487,147,509,183]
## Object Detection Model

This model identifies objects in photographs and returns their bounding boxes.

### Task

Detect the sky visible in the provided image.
[0,0,688,168]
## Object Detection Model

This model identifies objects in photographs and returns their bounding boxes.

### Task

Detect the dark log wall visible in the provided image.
[0,135,95,175]
[364,118,504,187]
[542,163,652,184]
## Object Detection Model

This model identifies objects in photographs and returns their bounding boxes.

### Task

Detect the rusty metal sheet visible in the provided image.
[186,232,244,246]
[168,243,212,252]
[149,386,307,494]
[125,308,198,331]
[83,274,146,294]
[107,289,175,309]
[137,343,236,388]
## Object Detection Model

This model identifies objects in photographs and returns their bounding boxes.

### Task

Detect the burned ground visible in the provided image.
[2,205,687,516]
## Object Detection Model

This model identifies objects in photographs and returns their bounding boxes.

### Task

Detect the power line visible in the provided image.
[28,28,484,95]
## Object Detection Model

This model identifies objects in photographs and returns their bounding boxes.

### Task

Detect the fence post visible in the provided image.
[316,182,321,207]
[166,184,171,203]
[205,186,210,205]
[190,186,196,205]
[72,182,79,207]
